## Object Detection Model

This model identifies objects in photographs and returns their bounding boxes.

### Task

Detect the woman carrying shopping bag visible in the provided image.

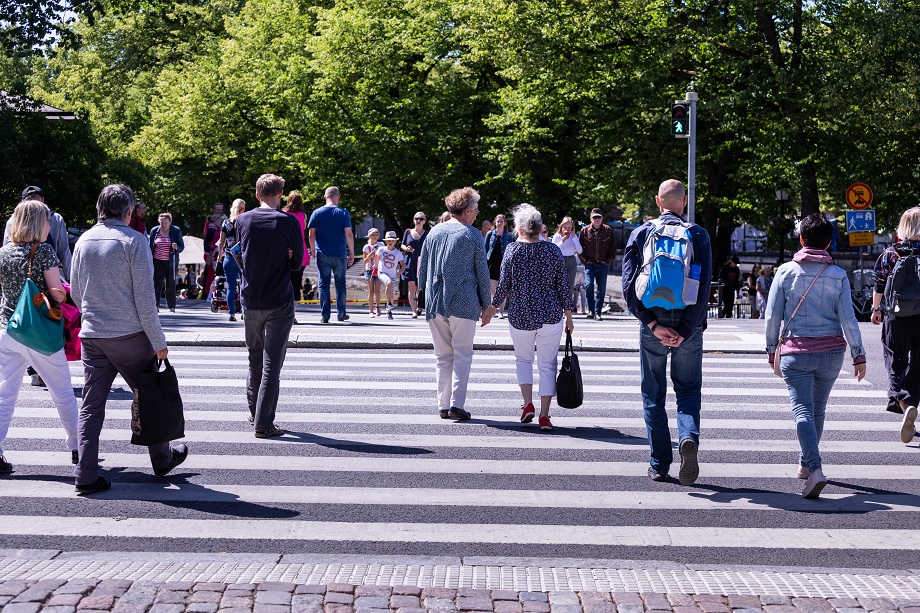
[0,199,79,474]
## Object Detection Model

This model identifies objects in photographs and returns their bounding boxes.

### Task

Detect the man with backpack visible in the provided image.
[622,179,712,485]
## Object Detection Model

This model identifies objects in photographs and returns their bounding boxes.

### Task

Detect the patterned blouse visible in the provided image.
[492,240,573,331]
[873,240,920,293]
[0,241,61,326]
[417,222,491,321]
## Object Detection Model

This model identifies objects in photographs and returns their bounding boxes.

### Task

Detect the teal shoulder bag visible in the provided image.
[7,243,65,355]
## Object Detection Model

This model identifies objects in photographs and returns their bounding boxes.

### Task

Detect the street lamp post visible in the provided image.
[775,186,790,265]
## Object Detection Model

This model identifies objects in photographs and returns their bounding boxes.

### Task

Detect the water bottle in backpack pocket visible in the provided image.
[884,254,920,317]
[634,219,698,310]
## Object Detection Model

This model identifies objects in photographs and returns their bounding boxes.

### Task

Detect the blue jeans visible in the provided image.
[317,253,348,320]
[781,349,845,472]
[223,255,240,315]
[584,262,609,315]
[639,311,703,474]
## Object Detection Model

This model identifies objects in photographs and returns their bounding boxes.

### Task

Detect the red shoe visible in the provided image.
[539,415,553,431]
[520,403,535,423]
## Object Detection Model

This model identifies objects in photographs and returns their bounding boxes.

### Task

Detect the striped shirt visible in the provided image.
[153,235,172,261]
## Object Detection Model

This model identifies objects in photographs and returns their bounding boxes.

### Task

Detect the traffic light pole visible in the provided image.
[686,90,698,223]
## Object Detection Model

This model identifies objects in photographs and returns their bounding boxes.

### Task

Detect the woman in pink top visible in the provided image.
[283,191,310,301]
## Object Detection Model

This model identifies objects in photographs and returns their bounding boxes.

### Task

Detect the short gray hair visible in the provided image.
[512,203,543,239]
[96,184,136,221]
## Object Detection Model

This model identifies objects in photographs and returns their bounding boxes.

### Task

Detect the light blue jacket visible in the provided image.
[418,222,491,321]
[764,258,865,359]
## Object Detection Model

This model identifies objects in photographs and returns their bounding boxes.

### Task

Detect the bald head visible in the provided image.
[656,179,687,214]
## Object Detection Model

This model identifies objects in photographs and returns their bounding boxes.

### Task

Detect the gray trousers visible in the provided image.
[244,302,295,431]
[75,333,172,485]
[564,255,578,294]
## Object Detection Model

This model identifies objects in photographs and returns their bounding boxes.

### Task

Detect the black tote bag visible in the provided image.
[130,358,186,446]
[556,331,583,409]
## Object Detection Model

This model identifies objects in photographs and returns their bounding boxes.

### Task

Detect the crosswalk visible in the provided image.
[1,345,918,570]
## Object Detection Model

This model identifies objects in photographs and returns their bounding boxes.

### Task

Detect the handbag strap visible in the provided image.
[564,330,573,358]
[27,242,40,280]
[778,263,830,341]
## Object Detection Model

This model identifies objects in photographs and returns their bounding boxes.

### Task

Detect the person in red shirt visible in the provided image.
[128,201,147,236]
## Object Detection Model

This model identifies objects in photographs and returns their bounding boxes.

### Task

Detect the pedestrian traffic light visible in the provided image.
[671,102,689,138]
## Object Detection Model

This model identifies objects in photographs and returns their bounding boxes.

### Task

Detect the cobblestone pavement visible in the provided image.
[3,580,920,613]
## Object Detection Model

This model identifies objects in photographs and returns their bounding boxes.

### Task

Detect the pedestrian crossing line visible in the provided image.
[10,408,901,431]
[11,452,908,478]
[7,427,916,452]
[1,482,917,512]
[28,376,888,398]
[1,515,918,549]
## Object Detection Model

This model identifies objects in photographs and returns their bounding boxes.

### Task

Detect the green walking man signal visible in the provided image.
[671,102,690,138]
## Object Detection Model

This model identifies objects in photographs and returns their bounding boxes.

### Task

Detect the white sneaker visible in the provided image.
[801,467,827,499]
[30,374,44,387]
[900,405,917,444]
[796,465,809,480]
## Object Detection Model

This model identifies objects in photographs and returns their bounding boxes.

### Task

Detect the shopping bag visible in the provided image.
[130,358,185,446]
[556,330,583,409]
[7,278,64,356]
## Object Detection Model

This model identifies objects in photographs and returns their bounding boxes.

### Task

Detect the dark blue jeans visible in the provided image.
[638,310,703,475]
[222,255,241,315]
[584,262,609,316]
[317,253,348,320]
[244,302,295,432]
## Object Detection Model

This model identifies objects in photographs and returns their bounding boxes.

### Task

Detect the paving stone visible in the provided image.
[55,581,100,595]
[260,583,297,593]
[12,588,53,602]
[900,609,920,613]
[521,594,549,604]
[115,592,156,607]
[524,603,550,613]
[460,590,493,599]
[896,601,920,609]
[834,610,866,613]
[459,597,496,611]
[495,601,523,613]
[698,605,730,613]
[325,604,355,613]
[355,587,392,598]
[42,607,77,613]
[642,596,671,610]
[580,594,613,604]
[617,605,644,613]
[220,608,254,613]
[423,589,458,600]
[296,586,327,595]
[254,605,292,613]
[190,591,224,604]
[694,597,727,605]
[33,579,68,591]
[325,592,354,605]
[396,608,427,613]
[492,591,519,602]
[92,580,134,598]
[764,607,799,613]
[113,600,155,613]
[792,599,834,613]
[425,597,459,611]
[149,605,185,613]
[293,595,324,607]
[354,597,390,609]
[857,604,896,613]
[391,596,420,609]
[226,585,257,594]
[760,600,791,608]
[78,594,118,610]
[193,583,228,592]
[612,595,643,606]
[729,597,762,610]
[732,609,763,613]
[221,596,255,609]
[392,587,421,597]
[550,605,584,613]
[292,601,323,613]
[49,594,84,606]
[326,585,356,595]
[868,610,899,613]
[2,605,42,613]
[672,608,703,613]
[186,604,220,613]
[826,601,858,610]
[257,591,294,605]
[669,597,696,608]
[154,591,188,605]
[549,592,581,605]
[161,582,194,591]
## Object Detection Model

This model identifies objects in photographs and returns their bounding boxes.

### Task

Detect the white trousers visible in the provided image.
[0,329,79,457]
[428,315,477,410]
[509,320,564,397]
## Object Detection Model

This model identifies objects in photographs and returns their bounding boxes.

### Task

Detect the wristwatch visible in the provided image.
[871,307,881,313]
[650,322,660,333]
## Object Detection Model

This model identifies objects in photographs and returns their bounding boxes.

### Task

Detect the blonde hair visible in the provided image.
[897,207,920,241]
[229,198,246,222]
[158,212,172,223]
[8,199,50,243]
[256,173,285,198]
[555,216,574,235]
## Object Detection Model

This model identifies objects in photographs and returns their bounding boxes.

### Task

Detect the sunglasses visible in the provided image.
[414,217,425,221]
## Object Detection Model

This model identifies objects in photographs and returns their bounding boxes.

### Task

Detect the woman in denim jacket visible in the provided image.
[765,214,866,499]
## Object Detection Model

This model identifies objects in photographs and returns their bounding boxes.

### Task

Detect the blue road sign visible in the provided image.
[846,210,876,233]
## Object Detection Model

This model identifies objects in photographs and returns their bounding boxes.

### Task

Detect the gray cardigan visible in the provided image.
[417,221,491,321]
[71,219,167,350]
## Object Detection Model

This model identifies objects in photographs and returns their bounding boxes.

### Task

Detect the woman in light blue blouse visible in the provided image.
[417,188,493,421]
[485,204,574,431]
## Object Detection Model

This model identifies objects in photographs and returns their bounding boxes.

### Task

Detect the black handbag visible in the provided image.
[130,358,185,446]
[556,331,583,409]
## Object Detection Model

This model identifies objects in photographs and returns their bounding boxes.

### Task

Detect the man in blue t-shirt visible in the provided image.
[236,173,304,438]
[307,186,354,323]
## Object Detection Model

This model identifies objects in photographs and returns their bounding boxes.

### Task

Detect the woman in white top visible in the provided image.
[552,216,583,294]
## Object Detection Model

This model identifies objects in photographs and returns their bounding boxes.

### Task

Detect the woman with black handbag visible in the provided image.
[484,204,574,431]
[0,199,79,474]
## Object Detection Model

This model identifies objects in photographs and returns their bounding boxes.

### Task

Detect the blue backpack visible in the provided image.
[634,219,699,310]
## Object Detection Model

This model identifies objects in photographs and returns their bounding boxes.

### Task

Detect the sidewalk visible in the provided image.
[2,551,920,612]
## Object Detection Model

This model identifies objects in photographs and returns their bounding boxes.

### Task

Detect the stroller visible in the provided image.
[210,274,240,313]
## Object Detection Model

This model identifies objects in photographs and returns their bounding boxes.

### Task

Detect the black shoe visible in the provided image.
[337,315,350,322]
[76,476,111,495]
[596,315,604,321]
[71,450,79,465]
[255,425,285,438]
[154,444,189,477]
[247,414,254,424]
[678,438,699,485]
[648,467,668,482]
[229,315,237,322]
[0,456,12,474]
[585,313,595,319]
[321,318,329,323]
[447,407,472,421]
[439,409,450,419]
